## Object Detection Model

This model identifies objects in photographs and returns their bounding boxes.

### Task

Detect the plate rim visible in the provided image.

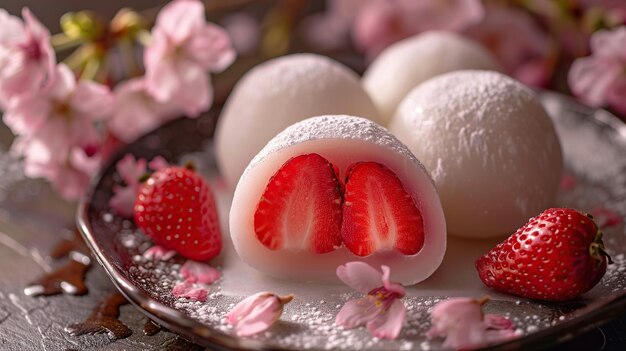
[77,91,626,351]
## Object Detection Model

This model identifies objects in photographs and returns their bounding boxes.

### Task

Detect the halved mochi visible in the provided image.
[230,115,446,285]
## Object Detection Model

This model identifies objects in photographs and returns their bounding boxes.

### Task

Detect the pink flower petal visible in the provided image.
[366,299,405,340]
[180,260,220,284]
[335,298,380,329]
[145,30,181,102]
[21,8,55,77]
[108,154,147,216]
[171,61,212,117]
[569,56,621,107]
[226,292,292,337]
[71,80,115,120]
[336,261,383,294]
[116,154,147,186]
[428,298,517,349]
[2,92,50,135]
[172,280,209,301]
[0,8,55,107]
[230,295,282,337]
[381,265,405,297]
[590,27,626,58]
[109,185,137,217]
[143,245,177,261]
[0,9,24,43]
[109,78,180,142]
[226,292,267,325]
[70,144,101,175]
[184,23,236,72]
[47,64,76,101]
[484,314,515,330]
[155,0,205,44]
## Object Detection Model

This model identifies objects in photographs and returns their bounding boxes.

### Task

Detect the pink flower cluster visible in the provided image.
[306,0,483,59]
[0,1,234,200]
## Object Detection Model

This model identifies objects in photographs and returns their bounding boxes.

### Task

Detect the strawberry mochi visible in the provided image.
[229,115,446,285]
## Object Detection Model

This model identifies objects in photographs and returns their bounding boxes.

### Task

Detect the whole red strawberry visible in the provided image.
[476,208,611,301]
[134,166,221,261]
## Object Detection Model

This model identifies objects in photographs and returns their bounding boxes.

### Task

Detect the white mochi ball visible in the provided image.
[215,54,382,188]
[389,70,563,238]
[230,115,447,285]
[363,31,500,124]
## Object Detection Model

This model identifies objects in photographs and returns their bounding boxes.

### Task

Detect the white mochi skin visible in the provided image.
[390,70,563,239]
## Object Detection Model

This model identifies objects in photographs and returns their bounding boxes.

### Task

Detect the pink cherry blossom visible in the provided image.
[569,26,626,114]
[466,4,553,87]
[3,63,112,142]
[108,78,181,143]
[180,260,220,284]
[143,245,177,261]
[335,261,406,339]
[109,154,169,216]
[5,63,112,201]
[0,8,55,108]
[427,297,518,349]
[305,0,483,58]
[172,280,209,301]
[144,0,236,117]
[226,292,294,337]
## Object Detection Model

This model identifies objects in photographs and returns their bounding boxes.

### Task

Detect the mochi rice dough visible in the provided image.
[390,70,563,239]
[215,54,382,188]
[229,115,447,285]
[362,31,500,124]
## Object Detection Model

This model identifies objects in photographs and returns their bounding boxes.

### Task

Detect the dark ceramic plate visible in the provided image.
[77,92,626,350]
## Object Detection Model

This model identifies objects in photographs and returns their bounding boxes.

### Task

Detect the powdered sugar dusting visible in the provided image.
[244,115,428,185]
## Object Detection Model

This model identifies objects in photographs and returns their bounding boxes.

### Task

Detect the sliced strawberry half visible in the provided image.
[254,153,343,253]
[342,162,425,256]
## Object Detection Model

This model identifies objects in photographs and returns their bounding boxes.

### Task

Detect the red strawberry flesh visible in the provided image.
[254,153,343,253]
[341,162,425,257]
[476,208,610,301]
[134,166,222,261]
